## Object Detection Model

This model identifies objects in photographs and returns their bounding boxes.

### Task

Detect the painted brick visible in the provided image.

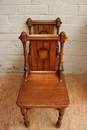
[64,56,87,65]
[2,61,24,72]
[0,48,23,55]
[48,5,77,15]
[0,5,18,15]
[1,0,31,4]
[0,25,28,33]
[25,5,48,15]
[68,34,87,42]
[12,42,22,48]
[0,41,22,48]
[64,56,87,67]
[61,0,87,5]
[0,42,14,48]
[0,49,15,55]
[65,16,87,25]
[60,25,83,34]
[64,48,87,56]
[0,26,17,33]
[4,55,23,61]
[65,41,87,49]
[78,6,87,16]
[0,56,5,62]
[64,62,86,68]
[63,56,84,62]
[19,6,25,15]
[80,26,87,33]
[14,48,23,55]
[8,15,26,25]
[64,67,87,74]
[19,5,48,15]
[31,0,60,4]
[0,16,9,25]
[0,34,19,41]
[25,15,65,22]
[4,61,24,67]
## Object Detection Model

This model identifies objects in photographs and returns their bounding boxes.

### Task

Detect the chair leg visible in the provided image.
[56,108,65,128]
[20,107,30,128]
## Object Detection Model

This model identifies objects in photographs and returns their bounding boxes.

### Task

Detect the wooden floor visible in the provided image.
[0,73,87,130]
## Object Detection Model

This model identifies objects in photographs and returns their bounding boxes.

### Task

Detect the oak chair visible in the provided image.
[17,18,70,128]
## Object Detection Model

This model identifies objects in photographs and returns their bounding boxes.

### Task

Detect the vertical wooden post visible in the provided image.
[56,18,62,58]
[58,32,67,82]
[26,18,33,34]
[56,18,62,34]
[26,18,33,69]
[19,32,29,81]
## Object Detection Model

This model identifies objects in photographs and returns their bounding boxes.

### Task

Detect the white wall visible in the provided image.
[0,0,87,74]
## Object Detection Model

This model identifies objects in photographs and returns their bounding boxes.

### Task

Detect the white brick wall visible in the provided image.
[0,0,87,74]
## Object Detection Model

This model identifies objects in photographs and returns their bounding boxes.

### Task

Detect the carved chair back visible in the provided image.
[26,18,62,71]
[30,37,57,71]
[19,18,67,82]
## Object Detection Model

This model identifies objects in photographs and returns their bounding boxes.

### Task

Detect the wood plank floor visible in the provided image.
[0,73,87,130]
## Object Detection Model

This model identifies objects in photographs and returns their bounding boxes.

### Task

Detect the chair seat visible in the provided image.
[17,72,69,108]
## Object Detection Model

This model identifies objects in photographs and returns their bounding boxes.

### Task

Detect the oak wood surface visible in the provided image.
[26,18,62,34]
[30,40,57,71]
[17,73,69,108]
[17,18,69,128]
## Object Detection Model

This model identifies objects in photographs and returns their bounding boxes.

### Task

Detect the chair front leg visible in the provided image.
[20,107,30,128]
[56,107,65,128]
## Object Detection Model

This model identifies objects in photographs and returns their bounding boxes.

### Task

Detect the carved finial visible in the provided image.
[26,18,33,27]
[60,32,68,44]
[56,18,62,27]
[18,32,27,43]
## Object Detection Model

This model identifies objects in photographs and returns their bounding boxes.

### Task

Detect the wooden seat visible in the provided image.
[17,18,70,128]
[17,73,69,108]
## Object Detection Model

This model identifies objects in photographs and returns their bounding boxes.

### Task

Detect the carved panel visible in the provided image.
[37,48,50,60]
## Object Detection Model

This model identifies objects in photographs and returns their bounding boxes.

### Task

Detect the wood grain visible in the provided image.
[17,73,69,108]
[17,18,69,128]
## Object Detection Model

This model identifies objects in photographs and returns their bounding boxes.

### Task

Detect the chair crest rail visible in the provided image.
[26,18,62,34]
[19,33,60,41]
[26,18,62,27]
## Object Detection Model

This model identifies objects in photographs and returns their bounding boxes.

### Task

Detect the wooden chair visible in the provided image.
[16,18,70,128]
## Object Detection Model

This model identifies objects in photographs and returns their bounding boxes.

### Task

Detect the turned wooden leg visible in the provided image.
[56,108,65,128]
[20,107,30,128]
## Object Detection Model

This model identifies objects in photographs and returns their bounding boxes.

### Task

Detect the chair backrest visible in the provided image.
[19,18,67,82]
[30,39,57,71]
[26,18,62,34]
[26,18,62,71]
